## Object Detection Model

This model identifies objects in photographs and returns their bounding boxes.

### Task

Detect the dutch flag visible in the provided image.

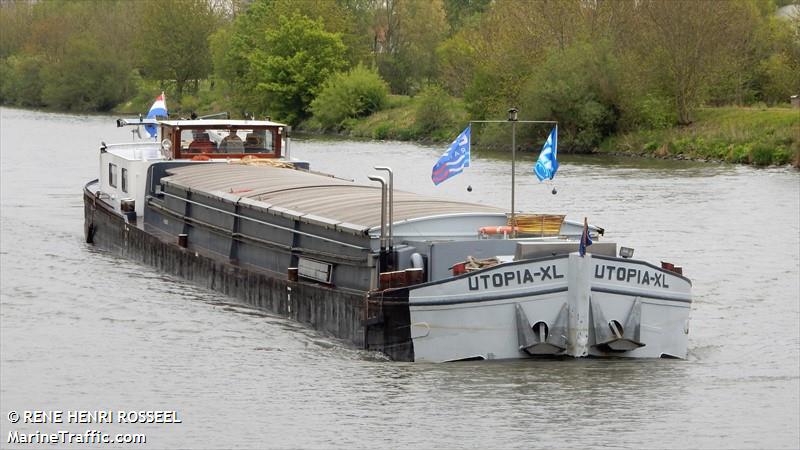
[145,92,167,138]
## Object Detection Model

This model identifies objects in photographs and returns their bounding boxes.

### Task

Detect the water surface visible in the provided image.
[1,107,798,448]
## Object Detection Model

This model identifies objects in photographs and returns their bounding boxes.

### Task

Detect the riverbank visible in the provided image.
[6,97,798,168]
[301,101,799,168]
[598,107,800,167]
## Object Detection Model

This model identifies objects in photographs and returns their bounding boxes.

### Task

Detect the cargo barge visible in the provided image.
[83,117,692,362]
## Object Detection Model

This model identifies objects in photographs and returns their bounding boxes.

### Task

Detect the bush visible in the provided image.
[372,122,392,140]
[518,42,618,153]
[413,85,456,137]
[772,147,792,165]
[622,94,676,130]
[40,35,135,111]
[749,142,774,166]
[310,65,389,130]
[728,144,751,163]
[0,54,46,107]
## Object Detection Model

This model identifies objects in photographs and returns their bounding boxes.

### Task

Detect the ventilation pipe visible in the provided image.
[368,175,388,273]
[374,167,393,249]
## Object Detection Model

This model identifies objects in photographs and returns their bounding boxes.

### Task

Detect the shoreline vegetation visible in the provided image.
[1,0,798,168]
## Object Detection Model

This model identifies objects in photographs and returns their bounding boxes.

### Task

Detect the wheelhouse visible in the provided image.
[158,120,288,160]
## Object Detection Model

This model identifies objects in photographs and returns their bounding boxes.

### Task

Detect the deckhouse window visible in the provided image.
[178,128,276,156]
[121,168,128,193]
[108,163,118,188]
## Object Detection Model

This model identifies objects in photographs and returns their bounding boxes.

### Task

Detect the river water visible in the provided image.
[1,107,798,449]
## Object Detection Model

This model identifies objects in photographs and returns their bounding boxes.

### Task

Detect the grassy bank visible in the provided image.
[324,102,799,168]
[113,79,234,118]
[112,85,799,169]
[598,107,800,167]
[300,91,467,143]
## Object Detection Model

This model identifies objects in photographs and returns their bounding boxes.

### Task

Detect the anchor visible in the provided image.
[515,303,568,356]
[591,298,645,352]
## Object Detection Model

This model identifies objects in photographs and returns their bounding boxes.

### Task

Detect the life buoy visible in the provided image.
[478,226,519,235]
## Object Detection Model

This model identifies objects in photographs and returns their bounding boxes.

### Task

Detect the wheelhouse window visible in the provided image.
[121,168,128,193]
[178,128,276,157]
[108,163,118,188]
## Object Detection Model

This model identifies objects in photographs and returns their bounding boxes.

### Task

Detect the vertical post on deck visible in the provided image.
[508,107,519,238]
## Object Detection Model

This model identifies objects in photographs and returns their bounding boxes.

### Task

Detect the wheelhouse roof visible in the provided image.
[161,164,503,233]
[158,119,287,128]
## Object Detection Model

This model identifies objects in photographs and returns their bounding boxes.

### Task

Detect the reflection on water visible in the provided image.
[1,107,798,449]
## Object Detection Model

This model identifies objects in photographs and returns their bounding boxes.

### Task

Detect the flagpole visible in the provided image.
[509,109,517,238]
[467,117,558,238]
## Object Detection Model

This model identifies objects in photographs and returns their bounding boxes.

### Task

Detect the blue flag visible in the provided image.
[145,92,167,138]
[534,127,558,181]
[432,125,471,185]
[579,217,593,257]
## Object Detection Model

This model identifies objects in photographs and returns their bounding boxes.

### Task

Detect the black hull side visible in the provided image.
[83,185,412,359]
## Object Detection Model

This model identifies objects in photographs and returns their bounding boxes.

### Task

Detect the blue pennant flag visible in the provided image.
[533,126,558,181]
[145,92,167,138]
[579,217,593,257]
[432,125,471,185]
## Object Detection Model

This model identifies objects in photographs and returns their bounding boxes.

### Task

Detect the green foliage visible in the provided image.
[414,85,454,135]
[518,42,618,152]
[0,55,46,107]
[619,94,676,131]
[135,0,217,96]
[217,0,374,113]
[758,52,799,104]
[0,0,796,169]
[436,31,477,96]
[310,65,390,130]
[40,35,135,111]
[443,0,491,32]
[372,122,392,140]
[728,144,751,164]
[749,142,774,166]
[340,92,465,142]
[628,0,762,124]
[246,14,347,124]
[599,107,799,166]
[375,0,449,94]
[771,147,792,165]
[0,0,139,110]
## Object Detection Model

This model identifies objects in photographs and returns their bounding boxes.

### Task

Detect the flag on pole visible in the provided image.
[431,125,471,185]
[533,126,558,181]
[579,217,593,257]
[145,92,167,138]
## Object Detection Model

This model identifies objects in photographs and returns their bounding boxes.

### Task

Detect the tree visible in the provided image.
[374,0,449,93]
[630,0,760,124]
[442,0,490,33]
[310,64,389,130]
[136,0,218,97]
[436,30,477,96]
[0,54,46,107]
[246,14,347,124]
[756,13,800,104]
[41,35,135,111]
[519,41,619,152]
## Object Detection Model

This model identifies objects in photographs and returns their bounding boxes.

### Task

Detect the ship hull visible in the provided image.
[84,179,691,363]
[83,181,369,352]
